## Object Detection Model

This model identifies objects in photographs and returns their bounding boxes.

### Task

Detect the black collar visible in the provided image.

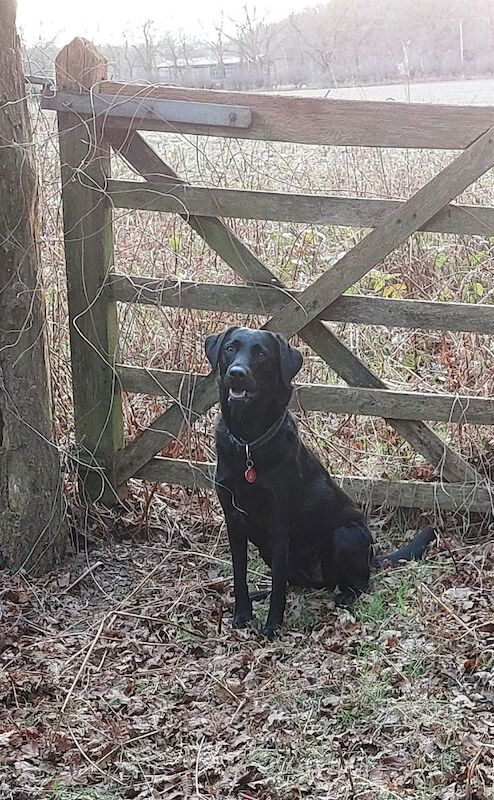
[225,409,288,453]
[223,410,289,483]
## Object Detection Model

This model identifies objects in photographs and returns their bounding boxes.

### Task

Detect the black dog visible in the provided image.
[205,327,434,638]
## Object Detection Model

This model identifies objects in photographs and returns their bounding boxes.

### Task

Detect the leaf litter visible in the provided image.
[0,491,493,800]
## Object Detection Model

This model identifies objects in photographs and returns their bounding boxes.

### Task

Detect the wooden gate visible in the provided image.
[49,38,494,512]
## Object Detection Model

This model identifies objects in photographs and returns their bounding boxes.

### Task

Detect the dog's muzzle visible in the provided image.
[225,366,256,403]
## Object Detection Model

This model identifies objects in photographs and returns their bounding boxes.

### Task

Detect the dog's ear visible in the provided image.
[274,334,303,387]
[204,327,239,371]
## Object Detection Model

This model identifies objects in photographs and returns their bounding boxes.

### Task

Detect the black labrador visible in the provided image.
[205,326,435,638]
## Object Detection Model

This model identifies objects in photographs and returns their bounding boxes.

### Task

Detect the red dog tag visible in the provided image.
[244,466,257,483]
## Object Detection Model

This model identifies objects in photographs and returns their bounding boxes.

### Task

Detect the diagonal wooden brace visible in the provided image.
[264,125,494,340]
[109,129,481,485]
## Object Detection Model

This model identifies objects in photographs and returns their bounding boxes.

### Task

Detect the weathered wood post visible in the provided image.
[56,38,123,501]
[0,0,67,572]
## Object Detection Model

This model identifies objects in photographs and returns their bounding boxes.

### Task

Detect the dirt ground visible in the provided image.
[0,493,493,800]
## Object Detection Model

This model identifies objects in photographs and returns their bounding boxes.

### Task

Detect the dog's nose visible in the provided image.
[228,366,247,381]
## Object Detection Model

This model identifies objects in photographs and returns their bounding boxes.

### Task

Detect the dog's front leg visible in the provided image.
[226,522,253,628]
[262,520,289,639]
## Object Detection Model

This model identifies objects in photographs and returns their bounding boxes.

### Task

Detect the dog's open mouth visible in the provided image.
[228,386,256,405]
[228,387,250,402]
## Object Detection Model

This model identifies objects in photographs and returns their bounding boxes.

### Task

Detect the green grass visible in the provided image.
[354,563,440,626]
[402,655,432,679]
[336,670,391,728]
[351,640,379,658]
[354,591,391,624]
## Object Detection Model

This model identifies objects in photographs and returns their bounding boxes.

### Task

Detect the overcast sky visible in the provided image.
[17,0,318,45]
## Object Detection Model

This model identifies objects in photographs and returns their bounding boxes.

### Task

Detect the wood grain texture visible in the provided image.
[99,79,494,149]
[135,457,494,513]
[108,274,494,335]
[117,365,494,425]
[107,178,494,237]
[110,129,279,483]
[0,7,67,572]
[56,39,123,500]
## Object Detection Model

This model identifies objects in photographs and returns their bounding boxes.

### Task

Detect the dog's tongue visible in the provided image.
[229,388,247,399]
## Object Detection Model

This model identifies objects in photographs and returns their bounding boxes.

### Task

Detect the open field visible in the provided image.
[279,77,494,104]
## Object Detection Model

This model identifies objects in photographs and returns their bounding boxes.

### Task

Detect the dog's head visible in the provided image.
[205,327,303,408]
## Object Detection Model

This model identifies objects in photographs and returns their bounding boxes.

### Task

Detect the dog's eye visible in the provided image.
[225,345,235,354]
[256,350,267,359]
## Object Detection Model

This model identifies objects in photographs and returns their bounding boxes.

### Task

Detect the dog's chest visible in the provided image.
[215,421,304,521]
[218,468,275,518]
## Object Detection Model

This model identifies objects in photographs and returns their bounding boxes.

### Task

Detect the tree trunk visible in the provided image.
[0,0,66,573]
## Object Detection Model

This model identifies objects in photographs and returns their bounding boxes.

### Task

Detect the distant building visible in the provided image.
[157,54,274,89]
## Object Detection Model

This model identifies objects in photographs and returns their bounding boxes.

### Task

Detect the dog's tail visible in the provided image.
[249,528,436,601]
[372,527,436,569]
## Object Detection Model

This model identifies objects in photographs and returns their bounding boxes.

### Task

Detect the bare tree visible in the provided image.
[225,5,278,87]
[157,32,198,83]
[121,36,138,80]
[159,32,184,82]
[104,39,138,81]
[287,7,340,86]
[0,0,67,572]
[209,13,228,80]
[178,32,193,67]
[133,20,159,81]
[23,37,58,79]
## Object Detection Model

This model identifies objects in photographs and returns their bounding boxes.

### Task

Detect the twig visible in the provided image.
[436,529,460,574]
[205,670,242,702]
[79,727,164,776]
[95,648,109,671]
[195,736,205,799]
[337,743,356,798]
[230,698,247,725]
[68,723,124,784]
[60,561,103,594]
[421,583,475,634]
[114,609,208,639]
[61,614,111,713]
[61,557,171,711]
[466,746,485,800]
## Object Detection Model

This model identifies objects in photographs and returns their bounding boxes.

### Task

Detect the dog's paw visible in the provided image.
[232,611,254,629]
[335,590,357,608]
[260,622,281,640]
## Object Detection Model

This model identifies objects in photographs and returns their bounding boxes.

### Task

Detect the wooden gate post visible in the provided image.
[56,38,123,501]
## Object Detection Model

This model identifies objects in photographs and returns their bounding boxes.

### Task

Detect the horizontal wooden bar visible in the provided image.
[41,91,252,128]
[135,456,493,513]
[108,274,494,335]
[98,80,494,149]
[117,365,494,425]
[107,178,494,237]
[110,131,481,488]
